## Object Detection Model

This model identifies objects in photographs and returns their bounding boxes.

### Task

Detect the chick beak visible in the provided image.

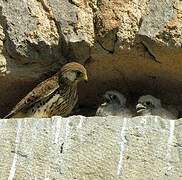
[104,95,111,103]
[101,97,109,107]
[101,102,107,107]
[136,103,146,113]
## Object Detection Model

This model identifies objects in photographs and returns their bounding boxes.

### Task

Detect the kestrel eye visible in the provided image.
[76,71,82,77]
[112,95,117,99]
[146,101,151,105]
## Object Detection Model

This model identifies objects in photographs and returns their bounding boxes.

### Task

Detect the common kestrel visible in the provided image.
[136,95,177,119]
[4,62,88,118]
[96,90,132,117]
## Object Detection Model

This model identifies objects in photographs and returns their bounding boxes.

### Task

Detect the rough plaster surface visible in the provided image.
[0,115,182,179]
[0,0,182,116]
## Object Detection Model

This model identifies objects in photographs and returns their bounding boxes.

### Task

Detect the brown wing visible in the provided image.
[4,75,59,118]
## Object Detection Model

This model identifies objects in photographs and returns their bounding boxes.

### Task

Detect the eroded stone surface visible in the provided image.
[0,0,182,116]
[0,116,182,179]
[0,24,7,75]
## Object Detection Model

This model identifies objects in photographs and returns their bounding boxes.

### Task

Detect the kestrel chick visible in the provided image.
[136,95,177,119]
[4,62,88,118]
[96,90,132,117]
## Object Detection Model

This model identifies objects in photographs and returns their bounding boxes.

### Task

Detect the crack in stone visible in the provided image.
[83,47,93,66]
[38,0,51,12]
[97,40,113,53]
[96,30,118,54]
[68,0,80,7]
[142,41,161,63]
[37,0,61,36]
[11,150,28,158]
[0,6,13,59]
[60,142,64,154]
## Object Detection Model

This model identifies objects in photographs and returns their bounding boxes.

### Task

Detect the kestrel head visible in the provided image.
[102,90,126,107]
[59,62,88,84]
[136,95,161,114]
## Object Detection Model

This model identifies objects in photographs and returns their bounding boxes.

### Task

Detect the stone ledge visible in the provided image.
[0,115,182,179]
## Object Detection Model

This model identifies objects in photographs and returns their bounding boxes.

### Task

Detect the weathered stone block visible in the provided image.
[0,115,181,179]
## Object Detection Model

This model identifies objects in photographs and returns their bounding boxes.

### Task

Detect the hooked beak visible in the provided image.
[101,102,107,107]
[100,95,110,106]
[136,103,146,113]
[83,74,88,82]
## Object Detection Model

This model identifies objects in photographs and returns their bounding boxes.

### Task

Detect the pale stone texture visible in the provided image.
[0,24,7,75]
[0,115,181,179]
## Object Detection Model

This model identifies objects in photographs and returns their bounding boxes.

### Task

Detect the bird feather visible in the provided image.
[4,75,59,118]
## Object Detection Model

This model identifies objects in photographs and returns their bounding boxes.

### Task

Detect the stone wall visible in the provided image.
[0,0,182,116]
[1,1,182,179]
[0,116,182,179]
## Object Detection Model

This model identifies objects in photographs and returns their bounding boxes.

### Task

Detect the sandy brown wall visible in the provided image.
[0,0,182,117]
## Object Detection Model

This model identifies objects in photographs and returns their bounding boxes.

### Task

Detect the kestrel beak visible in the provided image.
[83,74,88,82]
[136,103,146,113]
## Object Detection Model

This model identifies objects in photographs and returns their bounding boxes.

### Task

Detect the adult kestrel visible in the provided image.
[96,90,132,117]
[4,62,88,118]
[136,95,177,119]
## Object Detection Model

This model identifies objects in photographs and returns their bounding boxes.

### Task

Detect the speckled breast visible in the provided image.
[30,89,78,118]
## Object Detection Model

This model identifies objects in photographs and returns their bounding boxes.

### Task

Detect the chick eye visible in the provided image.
[112,95,117,99]
[146,101,151,105]
[106,98,110,103]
